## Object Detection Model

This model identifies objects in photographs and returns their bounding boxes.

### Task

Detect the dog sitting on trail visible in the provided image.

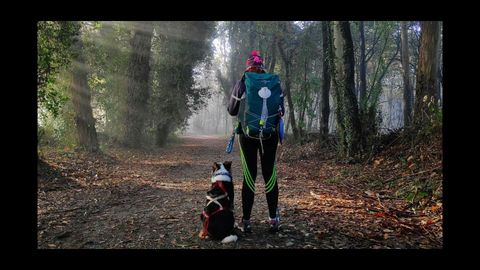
[199,161,238,243]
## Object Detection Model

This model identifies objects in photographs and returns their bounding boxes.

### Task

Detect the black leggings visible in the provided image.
[238,133,279,220]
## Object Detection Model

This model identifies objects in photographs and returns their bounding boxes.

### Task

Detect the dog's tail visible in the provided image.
[221,234,238,244]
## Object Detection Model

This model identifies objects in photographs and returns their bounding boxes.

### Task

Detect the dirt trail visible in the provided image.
[37,135,442,249]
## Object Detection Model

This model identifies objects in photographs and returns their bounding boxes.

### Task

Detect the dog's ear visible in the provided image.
[212,162,220,172]
[223,161,232,171]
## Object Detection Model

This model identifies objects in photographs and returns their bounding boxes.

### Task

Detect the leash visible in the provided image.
[226,131,235,154]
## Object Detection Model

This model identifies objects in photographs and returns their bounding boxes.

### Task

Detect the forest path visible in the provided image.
[38,135,442,249]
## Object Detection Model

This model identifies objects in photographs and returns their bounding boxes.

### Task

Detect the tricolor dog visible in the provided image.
[199,161,238,243]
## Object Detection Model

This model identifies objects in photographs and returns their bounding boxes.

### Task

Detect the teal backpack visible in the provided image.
[238,72,282,140]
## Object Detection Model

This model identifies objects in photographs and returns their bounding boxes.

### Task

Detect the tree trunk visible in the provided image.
[298,58,309,137]
[308,93,319,132]
[282,64,299,141]
[156,123,170,147]
[388,86,393,128]
[70,34,99,152]
[249,21,256,51]
[229,22,249,86]
[401,21,413,127]
[359,21,367,111]
[122,21,153,148]
[413,21,440,128]
[320,21,332,140]
[277,34,300,141]
[285,112,290,134]
[435,23,442,104]
[268,34,277,73]
[332,21,363,159]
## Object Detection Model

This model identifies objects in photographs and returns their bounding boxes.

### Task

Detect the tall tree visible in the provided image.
[254,21,279,73]
[358,22,399,142]
[358,21,367,110]
[319,21,332,139]
[400,21,413,127]
[84,21,131,143]
[435,22,442,104]
[413,21,440,128]
[151,21,214,146]
[298,57,309,137]
[38,21,81,117]
[268,33,278,73]
[121,21,154,148]
[294,22,322,137]
[69,28,99,152]
[277,22,300,141]
[228,22,252,86]
[332,21,362,159]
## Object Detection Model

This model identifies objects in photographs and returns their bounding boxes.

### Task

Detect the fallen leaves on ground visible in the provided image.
[38,132,442,249]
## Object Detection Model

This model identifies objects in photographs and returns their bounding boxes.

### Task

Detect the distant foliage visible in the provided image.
[148,21,215,146]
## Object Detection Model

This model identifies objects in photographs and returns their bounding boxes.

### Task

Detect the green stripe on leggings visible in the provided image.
[265,165,277,193]
[238,140,255,193]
